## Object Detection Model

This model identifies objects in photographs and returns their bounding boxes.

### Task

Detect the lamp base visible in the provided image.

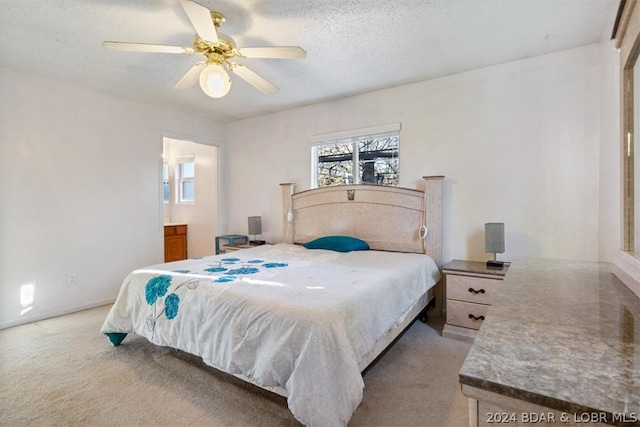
[250,240,266,245]
[486,260,505,268]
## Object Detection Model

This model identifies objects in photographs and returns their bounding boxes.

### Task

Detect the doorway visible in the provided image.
[163,137,220,258]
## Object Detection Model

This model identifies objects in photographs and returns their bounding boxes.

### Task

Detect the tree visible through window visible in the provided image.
[316,142,354,186]
[313,131,399,188]
[358,137,399,185]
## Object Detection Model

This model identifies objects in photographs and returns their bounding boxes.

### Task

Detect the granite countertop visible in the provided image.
[459,258,640,424]
[164,222,187,226]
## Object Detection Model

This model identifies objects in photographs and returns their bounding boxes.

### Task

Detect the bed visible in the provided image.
[101,177,444,427]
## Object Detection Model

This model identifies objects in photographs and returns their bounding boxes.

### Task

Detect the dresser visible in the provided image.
[442,260,508,343]
[459,259,639,426]
[164,224,187,262]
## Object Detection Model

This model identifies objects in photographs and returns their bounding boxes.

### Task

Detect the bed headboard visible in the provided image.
[280,176,443,267]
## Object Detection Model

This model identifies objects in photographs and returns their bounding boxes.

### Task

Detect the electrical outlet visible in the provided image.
[67,273,77,286]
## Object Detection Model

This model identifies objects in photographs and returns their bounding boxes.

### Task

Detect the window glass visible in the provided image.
[176,155,195,203]
[162,162,170,203]
[162,163,169,180]
[634,60,640,251]
[180,162,195,179]
[181,181,195,202]
[317,141,354,186]
[358,136,399,185]
[163,183,170,203]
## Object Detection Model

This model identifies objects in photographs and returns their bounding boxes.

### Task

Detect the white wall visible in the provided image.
[226,44,602,264]
[0,67,223,328]
[163,137,220,257]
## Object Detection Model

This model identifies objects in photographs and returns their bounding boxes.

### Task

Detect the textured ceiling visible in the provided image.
[0,0,619,122]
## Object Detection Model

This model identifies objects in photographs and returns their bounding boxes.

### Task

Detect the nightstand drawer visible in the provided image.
[221,245,243,252]
[447,275,502,305]
[447,300,490,330]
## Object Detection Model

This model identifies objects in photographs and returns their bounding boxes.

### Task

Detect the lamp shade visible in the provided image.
[248,216,262,236]
[199,64,231,98]
[485,223,505,254]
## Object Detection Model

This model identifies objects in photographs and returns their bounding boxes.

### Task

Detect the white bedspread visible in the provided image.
[101,243,440,426]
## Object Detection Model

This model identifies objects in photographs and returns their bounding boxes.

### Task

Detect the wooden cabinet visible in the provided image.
[442,260,508,342]
[164,224,187,262]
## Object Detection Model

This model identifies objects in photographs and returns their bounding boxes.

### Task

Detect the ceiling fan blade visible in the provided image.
[179,0,219,43]
[236,46,307,59]
[103,41,194,54]
[230,64,278,94]
[174,62,206,89]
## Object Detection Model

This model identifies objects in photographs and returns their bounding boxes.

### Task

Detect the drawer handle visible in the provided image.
[468,314,485,321]
[468,287,486,295]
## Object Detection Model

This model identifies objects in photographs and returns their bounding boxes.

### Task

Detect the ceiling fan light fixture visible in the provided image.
[199,63,231,98]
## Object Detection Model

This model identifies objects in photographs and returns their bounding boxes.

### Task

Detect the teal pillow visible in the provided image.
[303,236,369,252]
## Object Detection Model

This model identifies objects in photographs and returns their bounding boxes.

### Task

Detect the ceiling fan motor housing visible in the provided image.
[194,34,236,66]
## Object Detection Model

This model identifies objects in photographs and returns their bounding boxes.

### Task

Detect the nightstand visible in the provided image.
[215,235,248,254]
[442,260,509,343]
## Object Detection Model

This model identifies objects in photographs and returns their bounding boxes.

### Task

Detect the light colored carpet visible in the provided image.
[0,305,471,427]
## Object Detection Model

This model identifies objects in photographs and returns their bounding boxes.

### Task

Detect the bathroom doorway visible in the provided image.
[163,137,221,258]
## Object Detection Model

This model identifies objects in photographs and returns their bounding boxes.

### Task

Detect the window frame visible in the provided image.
[175,154,195,204]
[613,0,640,298]
[311,123,400,188]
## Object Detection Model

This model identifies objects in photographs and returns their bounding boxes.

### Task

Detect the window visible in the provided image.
[162,162,170,203]
[616,1,640,253]
[311,123,400,188]
[176,154,195,203]
[612,0,640,297]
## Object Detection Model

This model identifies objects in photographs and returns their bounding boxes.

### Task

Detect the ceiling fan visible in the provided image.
[103,0,306,98]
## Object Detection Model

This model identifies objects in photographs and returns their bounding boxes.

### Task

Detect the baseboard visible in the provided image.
[0,297,116,330]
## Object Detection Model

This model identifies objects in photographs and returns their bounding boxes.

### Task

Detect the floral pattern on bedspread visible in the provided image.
[202,258,288,282]
[142,260,290,333]
[144,274,193,333]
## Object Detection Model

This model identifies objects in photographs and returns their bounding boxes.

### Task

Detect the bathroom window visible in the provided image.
[176,154,195,203]
[162,162,170,203]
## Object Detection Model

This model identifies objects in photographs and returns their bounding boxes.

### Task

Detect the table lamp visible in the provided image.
[485,222,505,268]
[248,216,264,244]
